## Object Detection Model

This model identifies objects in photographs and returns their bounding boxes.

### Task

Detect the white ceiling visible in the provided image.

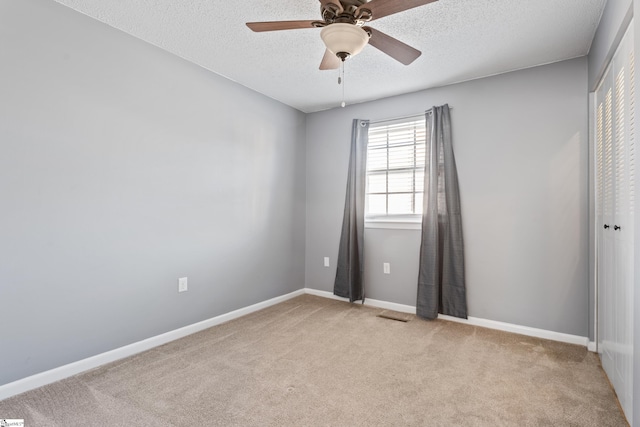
[53,0,606,113]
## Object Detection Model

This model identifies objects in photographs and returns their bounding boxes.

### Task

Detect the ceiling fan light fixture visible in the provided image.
[320,23,369,60]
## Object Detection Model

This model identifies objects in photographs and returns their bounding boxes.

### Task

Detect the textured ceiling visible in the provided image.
[53,0,606,113]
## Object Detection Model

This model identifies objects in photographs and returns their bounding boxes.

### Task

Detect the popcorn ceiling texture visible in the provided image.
[53,0,606,112]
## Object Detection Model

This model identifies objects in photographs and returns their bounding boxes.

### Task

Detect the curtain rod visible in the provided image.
[369,107,453,124]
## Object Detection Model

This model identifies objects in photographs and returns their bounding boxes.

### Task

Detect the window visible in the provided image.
[366,115,426,223]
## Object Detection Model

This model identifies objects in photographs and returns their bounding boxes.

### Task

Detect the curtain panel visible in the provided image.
[417,105,467,319]
[334,119,369,302]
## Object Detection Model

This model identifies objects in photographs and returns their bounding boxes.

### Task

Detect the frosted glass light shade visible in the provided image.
[320,23,369,58]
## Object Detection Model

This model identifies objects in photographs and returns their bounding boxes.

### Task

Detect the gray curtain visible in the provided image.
[417,105,467,319]
[334,119,369,302]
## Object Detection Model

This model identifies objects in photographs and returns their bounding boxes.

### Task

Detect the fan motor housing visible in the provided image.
[321,0,372,24]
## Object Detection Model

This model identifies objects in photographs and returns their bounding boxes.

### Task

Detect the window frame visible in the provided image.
[365,114,426,229]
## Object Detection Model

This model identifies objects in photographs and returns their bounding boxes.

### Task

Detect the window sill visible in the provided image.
[365,220,422,230]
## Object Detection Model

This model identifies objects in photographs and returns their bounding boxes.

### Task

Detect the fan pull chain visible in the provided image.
[339,60,346,108]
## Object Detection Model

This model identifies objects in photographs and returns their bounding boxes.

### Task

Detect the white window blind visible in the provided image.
[366,115,426,220]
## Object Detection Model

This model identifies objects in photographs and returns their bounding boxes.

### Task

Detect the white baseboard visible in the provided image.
[305,288,592,349]
[304,288,418,313]
[304,288,348,302]
[0,289,305,402]
[588,341,597,352]
[437,314,590,347]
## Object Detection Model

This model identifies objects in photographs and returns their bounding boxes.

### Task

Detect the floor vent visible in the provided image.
[377,311,411,322]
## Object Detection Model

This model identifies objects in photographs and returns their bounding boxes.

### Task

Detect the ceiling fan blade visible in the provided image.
[357,0,438,21]
[365,27,421,65]
[319,49,341,70]
[246,20,318,32]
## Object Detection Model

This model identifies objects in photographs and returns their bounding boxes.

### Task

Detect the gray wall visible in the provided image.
[306,57,589,337]
[0,0,306,386]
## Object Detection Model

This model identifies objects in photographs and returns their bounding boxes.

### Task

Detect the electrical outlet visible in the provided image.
[178,277,188,293]
[383,263,390,274]
[324,257,330,267]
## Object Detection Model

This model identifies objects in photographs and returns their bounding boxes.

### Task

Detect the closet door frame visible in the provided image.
[592,19,634,424]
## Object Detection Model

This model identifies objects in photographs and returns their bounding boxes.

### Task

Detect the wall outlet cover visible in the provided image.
[178,277,188,292]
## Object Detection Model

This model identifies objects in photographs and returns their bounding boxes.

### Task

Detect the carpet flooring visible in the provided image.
[0,294,629,426]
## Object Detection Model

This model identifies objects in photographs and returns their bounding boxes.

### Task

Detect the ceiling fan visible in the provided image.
[246,0,438,70]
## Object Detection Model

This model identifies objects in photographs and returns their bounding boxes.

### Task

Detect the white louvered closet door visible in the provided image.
[595,21,634,424]
[596,53,614,390]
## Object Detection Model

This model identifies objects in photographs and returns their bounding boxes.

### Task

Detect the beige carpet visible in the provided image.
[0,294,629,426]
